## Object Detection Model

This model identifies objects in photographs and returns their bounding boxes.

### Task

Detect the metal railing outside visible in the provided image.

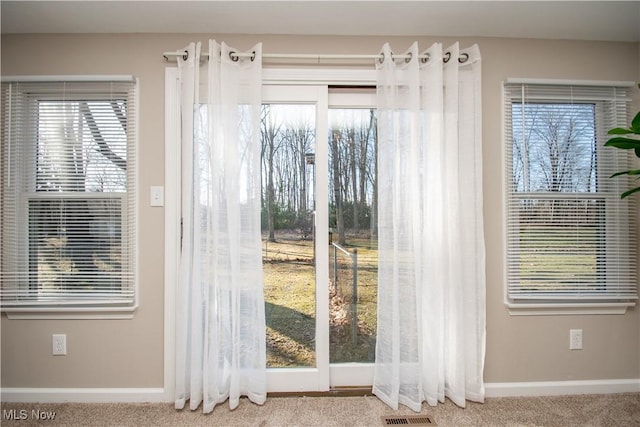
[329,242,358,343]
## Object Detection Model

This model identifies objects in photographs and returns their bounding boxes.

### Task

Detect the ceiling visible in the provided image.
[2,1,639,42]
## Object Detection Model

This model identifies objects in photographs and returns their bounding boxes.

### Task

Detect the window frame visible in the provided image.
[503,79,638,315]
[1,76,139,319]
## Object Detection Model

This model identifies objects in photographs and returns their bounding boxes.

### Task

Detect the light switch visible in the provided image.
[150,186,164,207]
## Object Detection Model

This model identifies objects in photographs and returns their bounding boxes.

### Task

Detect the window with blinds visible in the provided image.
[1,78,137,311]
[503,80,638,308]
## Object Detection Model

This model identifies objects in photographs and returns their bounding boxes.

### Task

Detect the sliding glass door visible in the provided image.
[262,85,377,391]
[262,86,330,392]
[328,90,378,387]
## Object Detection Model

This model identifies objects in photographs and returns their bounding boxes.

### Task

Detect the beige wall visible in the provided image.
[1,33,639,390]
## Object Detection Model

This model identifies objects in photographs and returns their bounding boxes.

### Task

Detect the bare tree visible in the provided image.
[366,110,378,238]
[512,103,596,222]
[328,109,379,244]
[81,102,127,172]
[346,127,359,234]
[330,129,346,245]
[260,105,282,242]
[528,104,595,192]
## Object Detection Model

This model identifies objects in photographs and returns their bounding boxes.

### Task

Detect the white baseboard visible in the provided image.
[2,380,638,403]
[485,379,640,397]
[0,388,169,403]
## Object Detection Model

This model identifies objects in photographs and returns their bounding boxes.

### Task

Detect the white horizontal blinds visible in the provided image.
[504,82,638,302]
[1,80,137,307]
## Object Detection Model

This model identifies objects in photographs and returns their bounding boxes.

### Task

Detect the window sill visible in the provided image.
[2,304,138,320]
[506,301,636,316]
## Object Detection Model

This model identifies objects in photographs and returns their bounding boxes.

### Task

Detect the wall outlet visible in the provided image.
[52,334,67,356]
[569,329,583,350]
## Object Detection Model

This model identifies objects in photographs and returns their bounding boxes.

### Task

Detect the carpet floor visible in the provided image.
[2,393,639,426]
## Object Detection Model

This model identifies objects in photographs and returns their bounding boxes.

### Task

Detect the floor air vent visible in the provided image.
[381,415,436,426]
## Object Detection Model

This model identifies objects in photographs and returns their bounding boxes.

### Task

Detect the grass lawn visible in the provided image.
[262,232,378,367]
[515,226,598,291]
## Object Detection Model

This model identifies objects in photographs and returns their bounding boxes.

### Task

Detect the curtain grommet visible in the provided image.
[404,51,413,64]
[405,52,413,64]
[459,53,469,63]
[182,50,189,61]
[229,51,240,62]
[443,52,451,63]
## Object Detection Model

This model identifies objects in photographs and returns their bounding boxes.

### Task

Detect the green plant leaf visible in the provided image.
[607,127,635,135]
[620,186,640,199]
[631,111,640,132]
[604,137,640,149]
[610,169,640,178]
[606,111,640,198]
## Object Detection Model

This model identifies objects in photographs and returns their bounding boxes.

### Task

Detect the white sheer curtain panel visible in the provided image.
[175,40,267,413]
[373,42,486,411]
